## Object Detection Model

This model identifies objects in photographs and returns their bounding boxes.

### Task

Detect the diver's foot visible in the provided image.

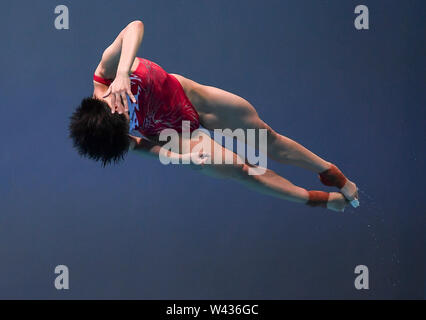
[326,192,349,212]
[319,163,359,204]
[341,179,359,202]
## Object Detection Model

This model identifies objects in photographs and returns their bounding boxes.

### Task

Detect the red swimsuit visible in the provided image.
[93,57,200,137]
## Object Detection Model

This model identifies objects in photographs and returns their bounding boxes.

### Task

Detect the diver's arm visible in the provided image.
[100,20,144,113]
[128,136,171,159]
[116,20,144,76]
[96,20,144,79]
[129,136,208,166]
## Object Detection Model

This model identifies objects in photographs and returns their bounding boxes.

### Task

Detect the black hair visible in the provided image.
[69,97,130,166]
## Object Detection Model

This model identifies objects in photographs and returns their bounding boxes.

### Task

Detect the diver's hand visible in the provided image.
[189,151,210,168]
[103,72,136,114]
[180,151,210,169]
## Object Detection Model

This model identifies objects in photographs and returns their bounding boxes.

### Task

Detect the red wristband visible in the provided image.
[306,190,330,208]
[319,164,347,189]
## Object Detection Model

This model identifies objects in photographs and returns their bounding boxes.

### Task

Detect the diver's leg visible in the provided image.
[192,85,329,171]
[188,83,358,202]
[185,130,348,212]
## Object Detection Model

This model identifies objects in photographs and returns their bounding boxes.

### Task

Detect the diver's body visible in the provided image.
[82,20,359,212]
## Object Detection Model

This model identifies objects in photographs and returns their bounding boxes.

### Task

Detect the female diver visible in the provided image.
[69,20,359,212]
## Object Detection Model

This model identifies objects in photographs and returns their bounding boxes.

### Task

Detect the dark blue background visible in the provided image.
[0,0,424,299]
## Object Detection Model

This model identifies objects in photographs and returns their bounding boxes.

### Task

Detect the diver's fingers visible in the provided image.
[127,90,136,103]
[121,92,128,112]
[114,93,124,114]
[110,94,116,113]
